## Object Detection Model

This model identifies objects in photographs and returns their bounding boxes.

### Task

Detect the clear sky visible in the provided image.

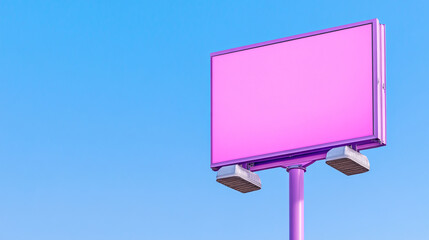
[0,1,428,240]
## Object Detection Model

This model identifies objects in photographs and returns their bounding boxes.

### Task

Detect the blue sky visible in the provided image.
[0,1,428,239]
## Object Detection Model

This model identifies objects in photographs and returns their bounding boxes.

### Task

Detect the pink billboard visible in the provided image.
[211,19,386,171]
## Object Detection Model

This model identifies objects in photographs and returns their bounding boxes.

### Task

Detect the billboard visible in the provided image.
[211,19,386,171]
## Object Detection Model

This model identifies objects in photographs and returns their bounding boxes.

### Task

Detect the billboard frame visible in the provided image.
[210,19,386,171]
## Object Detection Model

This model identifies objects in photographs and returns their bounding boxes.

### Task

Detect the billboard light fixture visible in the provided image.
[216,164,261,193]
[325,146,370,176]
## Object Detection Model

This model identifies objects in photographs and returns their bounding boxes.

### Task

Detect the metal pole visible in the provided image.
[287,165,306,240]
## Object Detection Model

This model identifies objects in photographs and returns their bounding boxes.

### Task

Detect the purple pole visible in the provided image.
[287,166,306,240]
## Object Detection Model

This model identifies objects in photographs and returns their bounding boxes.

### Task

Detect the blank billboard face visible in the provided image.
[211,19,386,169]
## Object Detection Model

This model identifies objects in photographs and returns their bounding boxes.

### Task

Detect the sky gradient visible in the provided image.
[0,1,428,239]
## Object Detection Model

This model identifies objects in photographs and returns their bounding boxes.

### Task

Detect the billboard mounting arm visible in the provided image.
[287,165,306,240]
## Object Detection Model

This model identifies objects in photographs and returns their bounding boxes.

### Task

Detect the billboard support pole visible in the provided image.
[287,165,306,240]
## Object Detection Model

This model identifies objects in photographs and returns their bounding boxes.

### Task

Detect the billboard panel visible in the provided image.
[211,19,386,171]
